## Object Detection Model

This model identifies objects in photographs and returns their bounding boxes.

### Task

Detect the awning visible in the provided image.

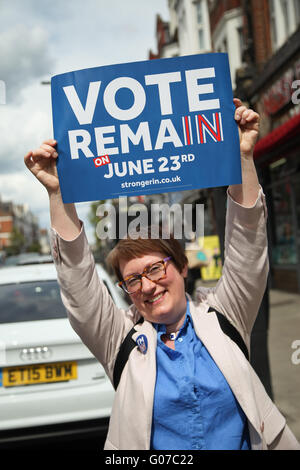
[254,112,300,160]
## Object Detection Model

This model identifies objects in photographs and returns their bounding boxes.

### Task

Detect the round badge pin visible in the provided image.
[136,334,148,355]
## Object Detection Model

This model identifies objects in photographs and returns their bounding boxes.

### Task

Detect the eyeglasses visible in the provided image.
[118,257,172,294]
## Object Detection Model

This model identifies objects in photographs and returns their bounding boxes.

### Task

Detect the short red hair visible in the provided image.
[106,226,188,281]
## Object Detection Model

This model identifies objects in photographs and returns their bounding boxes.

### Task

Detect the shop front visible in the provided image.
[254,113,300,293]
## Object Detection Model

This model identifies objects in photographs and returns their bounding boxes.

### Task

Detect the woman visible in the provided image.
[24,99,300,450]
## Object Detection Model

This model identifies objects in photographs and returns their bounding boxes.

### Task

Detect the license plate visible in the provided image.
[2,361,77,387]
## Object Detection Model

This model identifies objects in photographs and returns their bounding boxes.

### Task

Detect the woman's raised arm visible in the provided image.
[229,98,260,207]
[24,139,81,240]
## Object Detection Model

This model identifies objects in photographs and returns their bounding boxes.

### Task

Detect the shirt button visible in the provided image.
[178,338,183,342]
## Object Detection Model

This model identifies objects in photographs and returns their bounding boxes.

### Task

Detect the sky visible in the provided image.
[0,0,170,244]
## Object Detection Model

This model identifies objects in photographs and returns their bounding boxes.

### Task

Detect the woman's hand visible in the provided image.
[25,139,81,239]
[229,98,260,206]
[24,139,60,194]
[233,98,260,158]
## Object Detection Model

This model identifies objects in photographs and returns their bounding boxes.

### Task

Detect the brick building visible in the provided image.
[0,197,40,254]
[149,14,179,59]
[0,208,13,249]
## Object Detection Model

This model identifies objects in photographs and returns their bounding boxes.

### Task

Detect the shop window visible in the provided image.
[269,155,299,266]
[294,179,300,260]
[271,183,297,265]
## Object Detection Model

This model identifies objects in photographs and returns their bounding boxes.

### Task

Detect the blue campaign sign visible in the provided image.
[51,53,241,203]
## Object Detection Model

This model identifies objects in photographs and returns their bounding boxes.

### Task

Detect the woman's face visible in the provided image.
[119,252,188,329]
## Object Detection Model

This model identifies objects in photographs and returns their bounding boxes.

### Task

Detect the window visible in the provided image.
[270,182,297,265]
[270,0,278,48]
[222,38,227,53]
[295,0,300,23]
[0,279,114,323]
[269,155,300,266]
[198,29,204,50]
[237,26,244,62]
[196,1,203,23]
[196,0,205,50]
[281,0,289,36]
[270,0,300,50]
[178,7,186,29]
[0,280,67,323]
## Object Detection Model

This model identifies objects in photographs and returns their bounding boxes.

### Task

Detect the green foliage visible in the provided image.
[5,226,26,255]
[26,241,41,253]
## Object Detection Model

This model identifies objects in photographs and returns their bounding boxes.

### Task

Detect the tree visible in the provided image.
[5,226,25,255]
[26,240,41,253]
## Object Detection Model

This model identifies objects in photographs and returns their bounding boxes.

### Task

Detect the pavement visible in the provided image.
[268,289,300,442]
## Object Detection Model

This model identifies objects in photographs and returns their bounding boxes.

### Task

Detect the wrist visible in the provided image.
[240,151,254,161]
[47,187,62,200]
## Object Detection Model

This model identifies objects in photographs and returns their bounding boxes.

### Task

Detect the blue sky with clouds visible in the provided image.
[0,0,169,243]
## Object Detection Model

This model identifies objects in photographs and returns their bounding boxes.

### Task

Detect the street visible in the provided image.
[0,424,107,451]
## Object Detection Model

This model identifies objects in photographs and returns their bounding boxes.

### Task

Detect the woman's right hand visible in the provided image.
[24,139,60,194]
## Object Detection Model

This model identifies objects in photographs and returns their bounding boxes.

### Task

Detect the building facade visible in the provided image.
[149,0,300,293]
[149,0,212,59]
[235,0,300,292]
[0,197,41,254]
[209,0,244,88]
[0,209,13,249]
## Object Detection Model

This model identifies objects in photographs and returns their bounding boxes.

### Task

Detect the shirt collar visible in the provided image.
[154,299,192,334]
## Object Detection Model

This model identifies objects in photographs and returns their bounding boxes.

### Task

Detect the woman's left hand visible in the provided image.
[233,98,260,158]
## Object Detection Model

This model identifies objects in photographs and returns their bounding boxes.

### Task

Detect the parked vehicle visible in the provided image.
[0,262,128,448]
[1,253,53,267]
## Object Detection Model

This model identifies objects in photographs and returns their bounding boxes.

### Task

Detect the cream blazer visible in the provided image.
[50,189,300,450]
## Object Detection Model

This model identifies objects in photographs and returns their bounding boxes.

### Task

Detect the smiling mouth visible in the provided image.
[146,291,166,304]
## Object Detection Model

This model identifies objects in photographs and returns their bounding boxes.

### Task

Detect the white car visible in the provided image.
[0,260,128,448]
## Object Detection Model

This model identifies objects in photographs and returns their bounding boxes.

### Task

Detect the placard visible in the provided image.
[51,53,241,203]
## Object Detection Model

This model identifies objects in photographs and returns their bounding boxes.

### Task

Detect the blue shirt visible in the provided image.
[151,301,251,450]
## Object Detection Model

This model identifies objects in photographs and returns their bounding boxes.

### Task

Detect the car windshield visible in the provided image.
[1,254,53,267]
[0,280,67,323]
